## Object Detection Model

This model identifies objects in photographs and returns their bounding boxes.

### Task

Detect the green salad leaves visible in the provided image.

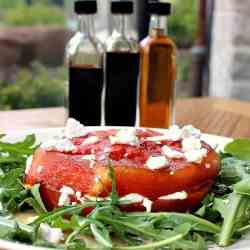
[213,140,250,246]
[1,134,250,249]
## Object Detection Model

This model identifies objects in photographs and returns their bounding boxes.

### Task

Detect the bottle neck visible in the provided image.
[149,15,168,37]
[78,14,95,38]
[112,14,130,37]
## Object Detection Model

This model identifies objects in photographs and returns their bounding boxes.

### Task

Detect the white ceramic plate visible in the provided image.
[1,127,249,250]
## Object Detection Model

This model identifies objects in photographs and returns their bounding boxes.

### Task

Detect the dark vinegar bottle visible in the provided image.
[105,0,139,126]
[66,0,104,125]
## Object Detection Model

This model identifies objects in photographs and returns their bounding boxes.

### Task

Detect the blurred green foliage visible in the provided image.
[2,2,65,26]
[0,0,25,9]
[169,0,197,47]
[177,56,191,82]
[0,0,58,9]
[0,62,67,110]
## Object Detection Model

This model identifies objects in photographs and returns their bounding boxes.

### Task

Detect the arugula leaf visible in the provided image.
[0,136,35,155]
[128,212,220,234]
[214,178,250,246]
[0,168,23,191]
[219,157,250,185]
[0,135,38,214]
[0,215,33,241]
[195,194,221,223]
[31,203,97,226]
[19,184,48,214]
[214,139,250,246]
[0,168,28,213]
[225,139,250,161]
[90,221,113,248]
[113,223,191,250]
[171,233,207,250]
[66,240,89,250]
[234,178,250,196]
[217,193,250,246]
[30,184,47,213]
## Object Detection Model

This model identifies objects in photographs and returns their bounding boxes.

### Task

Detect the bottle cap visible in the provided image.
[146,1,171,16]
[111,1,134,14]
[74,0,97,14]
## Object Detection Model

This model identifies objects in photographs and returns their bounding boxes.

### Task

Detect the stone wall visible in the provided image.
[210,0,250,100]
[0,26,73,82]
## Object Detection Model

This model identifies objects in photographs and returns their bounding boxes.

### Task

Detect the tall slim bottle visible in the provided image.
[105,0,140,126]
[66,0,104,125]
[139,2,176,128]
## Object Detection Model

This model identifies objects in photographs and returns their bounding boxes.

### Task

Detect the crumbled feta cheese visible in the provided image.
[182,137,202,152]
[40,223,64,244]
[58,186,75,207]
[109,129,138,145]
[120,193,145,203]
[76,191,82,201]
[146,126,182,142]
[142,198,153,212]
[181,134,207,163]
[184,148,207,163]
[162,145,184,159]
[65,118,87,139]
[119,194,152,211]
[37,165,44,174]
[104,147,111,153]
[25,155,33,174]
[81,136,100,146]
[98,154,106,161]
[165,125,183,141]
[146,125,202,143]
[72,202,77,206]
[146,156,168,170]
[181,125,201,139]
[159,191,188,200]
[82,154,96,161]
[41,138,77,153]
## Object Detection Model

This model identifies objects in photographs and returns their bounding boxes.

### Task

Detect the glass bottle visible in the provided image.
[66,0,104,126]
[139,2,176,128]
[105,0,140,126]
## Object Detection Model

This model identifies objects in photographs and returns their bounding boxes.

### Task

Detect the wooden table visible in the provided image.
[1,97,250,138]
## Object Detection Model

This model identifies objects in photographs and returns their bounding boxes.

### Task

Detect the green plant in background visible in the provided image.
[177,55,192,82]
[3,2,65,26]
[0,0,61,9]
[168,0,197,47]
[0,62,67,110]
[0,0,25,9]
